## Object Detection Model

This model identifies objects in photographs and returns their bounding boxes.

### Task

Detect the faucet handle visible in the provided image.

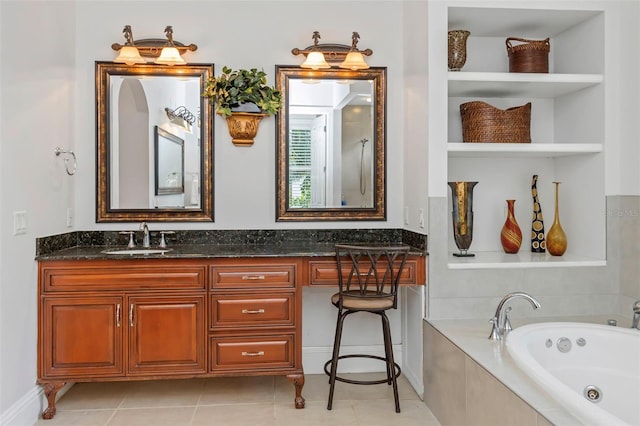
[119,231,136,248]
[159,231,175,249]
[503,306,513,333]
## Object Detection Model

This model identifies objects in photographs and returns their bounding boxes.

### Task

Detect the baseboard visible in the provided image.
[0,383,73,426]
[302,344,402,375]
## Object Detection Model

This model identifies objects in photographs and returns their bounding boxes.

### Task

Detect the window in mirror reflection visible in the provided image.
[287,79,374,209]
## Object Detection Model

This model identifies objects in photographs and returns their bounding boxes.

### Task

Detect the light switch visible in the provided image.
[13,211,27,235]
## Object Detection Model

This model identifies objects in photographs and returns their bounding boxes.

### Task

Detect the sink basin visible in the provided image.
[101,248,173,255]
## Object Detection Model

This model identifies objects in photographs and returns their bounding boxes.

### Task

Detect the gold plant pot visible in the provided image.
[224,112,268,146]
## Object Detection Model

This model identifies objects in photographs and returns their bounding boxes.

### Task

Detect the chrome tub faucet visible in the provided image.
[632,300,640,330]
[489,292,541,341]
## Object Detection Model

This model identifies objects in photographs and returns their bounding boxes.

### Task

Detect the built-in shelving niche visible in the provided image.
[445,6,606,269]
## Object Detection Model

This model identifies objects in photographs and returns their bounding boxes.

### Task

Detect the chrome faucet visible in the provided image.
[631,300,640,330]
[139,222,150,248]
[489,292,541,341]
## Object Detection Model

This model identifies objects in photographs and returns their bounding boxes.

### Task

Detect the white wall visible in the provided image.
[0,1,76,424]
[74,0,405,231]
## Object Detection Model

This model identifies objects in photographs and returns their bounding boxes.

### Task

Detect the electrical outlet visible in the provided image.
[66,208,74,228]
[13,211,27,235]
[418,208,425,229]
[404,206,409,225]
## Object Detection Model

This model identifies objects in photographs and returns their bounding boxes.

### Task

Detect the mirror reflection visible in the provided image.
[154,126,184,197]
[96,62,213,222]
[276,66,386,221]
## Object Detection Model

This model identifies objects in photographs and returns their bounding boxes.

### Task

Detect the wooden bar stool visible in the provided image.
[325,244,410,413]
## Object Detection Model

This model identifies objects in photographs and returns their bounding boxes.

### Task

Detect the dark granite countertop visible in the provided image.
[36,243,427,261]
[35,229,428,261]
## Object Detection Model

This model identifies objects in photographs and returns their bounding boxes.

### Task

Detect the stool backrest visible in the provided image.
[334,244,411,309]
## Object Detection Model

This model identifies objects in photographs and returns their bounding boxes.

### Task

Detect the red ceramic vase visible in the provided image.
[501,199,523,253]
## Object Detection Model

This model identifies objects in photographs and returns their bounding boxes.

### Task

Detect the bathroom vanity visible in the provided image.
[36,244,426,419]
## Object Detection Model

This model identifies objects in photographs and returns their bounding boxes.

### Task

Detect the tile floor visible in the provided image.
[34,373,441,426]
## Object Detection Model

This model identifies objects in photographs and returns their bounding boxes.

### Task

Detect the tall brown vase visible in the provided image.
[547,181,567,256]
[500,200,522,253]
[531,175,546,253]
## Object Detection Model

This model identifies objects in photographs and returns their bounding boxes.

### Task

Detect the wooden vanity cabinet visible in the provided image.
[208,258,305,407]
[37,257,305,420]
[38,259,208,419]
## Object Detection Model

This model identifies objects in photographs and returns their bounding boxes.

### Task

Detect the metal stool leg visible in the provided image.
[327,309,347,410]
[381,311,400,413]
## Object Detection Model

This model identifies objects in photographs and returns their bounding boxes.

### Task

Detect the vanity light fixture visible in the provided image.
[165,106,196,133]
[111,25,197,65]
[292,31,372,70]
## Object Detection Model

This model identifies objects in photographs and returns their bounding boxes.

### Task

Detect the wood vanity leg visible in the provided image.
[42,382,66,419]
[286,373,305,408]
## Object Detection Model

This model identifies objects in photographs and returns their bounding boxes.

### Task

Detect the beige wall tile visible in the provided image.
[465,357,537,426]
[423,322,466,426]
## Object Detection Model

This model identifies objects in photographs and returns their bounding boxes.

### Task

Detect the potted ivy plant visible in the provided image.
[203,67,282,146]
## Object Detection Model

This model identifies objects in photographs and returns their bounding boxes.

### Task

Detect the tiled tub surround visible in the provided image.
[423,315,631,426]
[36,228,427,258]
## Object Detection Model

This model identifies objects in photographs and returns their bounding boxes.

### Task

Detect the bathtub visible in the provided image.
[507,322,640,426]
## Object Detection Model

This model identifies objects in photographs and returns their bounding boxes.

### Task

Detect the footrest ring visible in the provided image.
[323,354,401,385]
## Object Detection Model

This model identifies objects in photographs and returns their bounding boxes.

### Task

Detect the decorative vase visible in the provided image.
[448,30,470,71]
[224,112,268,146]
[547,181,567,256]
[448,181,478,257]
[500,199,522,253]
[530,175,546,253]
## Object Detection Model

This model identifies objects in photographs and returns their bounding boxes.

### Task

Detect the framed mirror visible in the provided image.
[276,66,386,221]
[154,126,184,196]
[96,62,214,222]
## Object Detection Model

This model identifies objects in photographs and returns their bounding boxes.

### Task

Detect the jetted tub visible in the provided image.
[507,322,640,426]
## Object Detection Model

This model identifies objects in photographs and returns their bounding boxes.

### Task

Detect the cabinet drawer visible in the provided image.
[40,260,206,292]
[210,294,294,328]
[211,265,296,289]
[307,257,425,286]
[210,335,294,371]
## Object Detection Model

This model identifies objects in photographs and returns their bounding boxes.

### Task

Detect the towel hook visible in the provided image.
[54,147,77,176]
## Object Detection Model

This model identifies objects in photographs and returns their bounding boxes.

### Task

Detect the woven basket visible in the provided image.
[506,37,550,73]
[460,101,531,143]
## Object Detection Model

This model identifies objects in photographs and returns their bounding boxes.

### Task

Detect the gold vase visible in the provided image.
[448,181,478,257]
[547,181,567,256]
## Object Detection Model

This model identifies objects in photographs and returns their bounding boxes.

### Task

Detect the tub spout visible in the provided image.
[489,292,541,341]
[631,300,640,330]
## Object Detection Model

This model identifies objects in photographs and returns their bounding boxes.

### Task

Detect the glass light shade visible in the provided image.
[114,45,145,65]
[339,51,369,70]
[155,46,186,65]
[301,51,330,70]
[170,117,192,133]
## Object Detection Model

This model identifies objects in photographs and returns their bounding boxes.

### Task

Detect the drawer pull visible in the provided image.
[129,304,134,327]
[242,275,266,281]
[241,308,265,314]
[116,304,121,327]
[241,351,265,357]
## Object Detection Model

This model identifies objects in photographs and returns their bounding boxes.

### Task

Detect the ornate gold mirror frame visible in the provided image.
[275,66,386,221]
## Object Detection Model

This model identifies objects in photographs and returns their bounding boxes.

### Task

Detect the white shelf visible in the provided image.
[447,143,603,158]
[448,72,603,98]
[447,251,606,270]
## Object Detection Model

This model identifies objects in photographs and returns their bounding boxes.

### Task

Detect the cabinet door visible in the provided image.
[127,295,206,375]
[40,296,124,378]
